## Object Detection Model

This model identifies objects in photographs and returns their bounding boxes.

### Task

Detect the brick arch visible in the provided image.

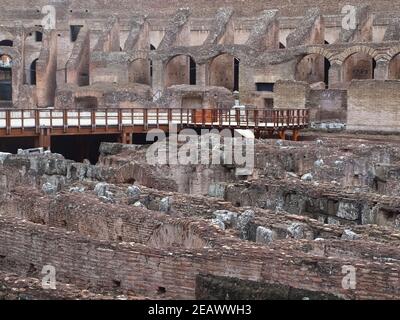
[164,54,197,87]
[0,28,15,42]
[305,46,335,62]
[388,45,400,60]
[207,52,240,92]
[336,46,379,65]
[207,50,241,65]
[128,50,149,62]
[165,53,197,65]
[0,48,19,62]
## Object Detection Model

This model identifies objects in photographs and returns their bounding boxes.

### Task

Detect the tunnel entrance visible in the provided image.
[51,134,120,164]
[0,137,36,154]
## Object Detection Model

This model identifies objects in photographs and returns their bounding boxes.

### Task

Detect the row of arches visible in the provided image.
[127,44,241,90]
[164,53,240,91]
[128,47,240,92]
[295,51,400,86]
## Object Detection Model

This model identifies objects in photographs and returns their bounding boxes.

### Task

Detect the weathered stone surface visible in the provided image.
[159,197,173,213]
[94,182,110,197]
[237,210,255,240]
[256,226,274,244]
[41,182,57,195]
[341,229,361,241]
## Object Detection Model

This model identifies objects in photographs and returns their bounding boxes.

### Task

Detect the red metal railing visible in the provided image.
[0,108,309,136]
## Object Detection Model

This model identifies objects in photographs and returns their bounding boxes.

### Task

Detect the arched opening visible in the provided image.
[295,54,331,87]
[342,52,376,83]
[209,53,239,92]
[30,58,38,85]
[150,44,156,79]
[389,53,400,79]
[0,40,13,47]
[0,54,12,101]
[129,58,151,85]
[165,55,196,87]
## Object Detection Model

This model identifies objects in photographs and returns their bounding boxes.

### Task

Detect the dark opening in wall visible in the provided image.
[190,57,196,85]
[150,44,156,78]
[0,137,36,153]
[264,98,274,109]
[70,25,83,42]
[279,42,286,49]
[0,54,12,101]
[0,40,13,47]
[234,58,240,91]
[30,59,38,85]
[324,58,331,86]
[157,287,166,294]
[78,73,89,86]
[256,83,274,92]
[372,59,377,79]
[51,134,120,164]
[35,31,43,42]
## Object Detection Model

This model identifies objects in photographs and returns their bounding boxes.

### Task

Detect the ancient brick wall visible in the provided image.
[347,80,400,132]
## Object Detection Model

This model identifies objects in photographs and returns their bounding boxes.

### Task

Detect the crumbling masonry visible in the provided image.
[1,1,400,300]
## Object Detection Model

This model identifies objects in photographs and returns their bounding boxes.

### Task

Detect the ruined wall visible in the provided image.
[4,0,399,18]
[274,80,310,109]
[66,26,90,86]
[308,89,347,122]
[347,80,400,132]
[36,31,57,107]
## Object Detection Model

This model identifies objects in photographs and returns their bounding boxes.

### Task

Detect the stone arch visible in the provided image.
[165,54,196,87]
[389,52,400,80]
[128,57,151,85]
[0,54,13,101]
[305,46,335,63]
[0,28,15,42]
[295,52,331,87]
[208,52,240,91]
[0,40,13,47]
[336,46,379,65]
[0,48,21,103]
[334,46,378,83]
[30,58,39,85]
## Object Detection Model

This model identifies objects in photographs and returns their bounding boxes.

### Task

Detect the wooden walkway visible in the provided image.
[0,108,309,147]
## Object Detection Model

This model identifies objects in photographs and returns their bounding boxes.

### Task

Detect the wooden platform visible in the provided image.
[0,108,309,147]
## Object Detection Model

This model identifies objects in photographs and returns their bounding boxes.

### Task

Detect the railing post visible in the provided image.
[91,110,96,132]
[144,109,148,131]
[5,110,10,135]
[168,109,172,124]
[78,109,81,132]
[63,110,68,133]
[254,110,259,128]
[21,111,24,133]
[118,109,122,131]
[35,110,40,134]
